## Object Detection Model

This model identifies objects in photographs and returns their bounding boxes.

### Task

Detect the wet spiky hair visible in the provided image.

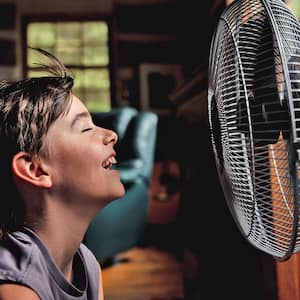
[0,47,73,154]
[28,47,69,77]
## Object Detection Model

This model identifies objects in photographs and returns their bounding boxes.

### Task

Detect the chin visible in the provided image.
[114,183,126,199]
[104,183,125,204]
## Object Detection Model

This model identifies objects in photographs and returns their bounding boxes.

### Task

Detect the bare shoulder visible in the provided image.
[0,284,40,300]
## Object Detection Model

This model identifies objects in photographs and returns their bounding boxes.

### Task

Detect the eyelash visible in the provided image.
[82,127,93,133]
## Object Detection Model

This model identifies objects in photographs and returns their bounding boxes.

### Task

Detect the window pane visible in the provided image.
[70,68,85,88]
[85,90,111,112]
[72,88,110,112]
[84,69,110,89]
[57,67,111,112]
[70,68,110,89]
[56,22,81,47]
[83,22,108,44]
[26,20,111,112]
[287,0,300,18]
[56,47,81,65]
[83,46,109,66]
[27,23,55,48]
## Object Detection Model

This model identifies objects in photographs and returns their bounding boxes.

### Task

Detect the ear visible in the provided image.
[12,152,52,188]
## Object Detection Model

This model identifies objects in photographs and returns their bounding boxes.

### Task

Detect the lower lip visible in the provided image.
[105,168,120,175]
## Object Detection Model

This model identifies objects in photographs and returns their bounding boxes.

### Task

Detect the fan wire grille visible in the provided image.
[208,0,300,259]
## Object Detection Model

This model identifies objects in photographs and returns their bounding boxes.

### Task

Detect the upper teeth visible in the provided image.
[102,157,117,169]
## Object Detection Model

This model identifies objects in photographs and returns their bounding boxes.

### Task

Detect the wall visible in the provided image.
[0,0,113,81]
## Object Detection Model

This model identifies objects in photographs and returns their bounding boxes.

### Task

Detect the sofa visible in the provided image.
[84,106,158,263]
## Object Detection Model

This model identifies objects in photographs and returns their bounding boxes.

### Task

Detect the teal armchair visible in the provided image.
[84,107,158,263]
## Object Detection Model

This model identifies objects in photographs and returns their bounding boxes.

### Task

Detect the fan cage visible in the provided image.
[208,0,300,260]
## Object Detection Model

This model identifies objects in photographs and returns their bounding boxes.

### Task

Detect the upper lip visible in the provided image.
[109,151,116,160]
[102,152,117,168]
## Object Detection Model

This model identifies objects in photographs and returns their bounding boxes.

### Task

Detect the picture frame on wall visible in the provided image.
[139,63,182,113]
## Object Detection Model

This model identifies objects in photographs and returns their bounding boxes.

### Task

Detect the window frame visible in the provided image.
[21,14,116,108]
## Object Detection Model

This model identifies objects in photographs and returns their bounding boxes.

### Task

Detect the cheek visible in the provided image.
[51,141,100,177]
[44,138,79,178]
[43,130,104,185]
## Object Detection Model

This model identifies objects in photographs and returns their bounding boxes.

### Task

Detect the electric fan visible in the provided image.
[208,0,300,260]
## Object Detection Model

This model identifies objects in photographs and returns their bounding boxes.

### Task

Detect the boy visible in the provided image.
[0,49,125,299]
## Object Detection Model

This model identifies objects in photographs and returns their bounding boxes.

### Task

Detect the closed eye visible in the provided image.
[82,127,94,133]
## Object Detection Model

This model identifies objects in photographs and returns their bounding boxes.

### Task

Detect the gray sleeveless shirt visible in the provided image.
[0,227,100,300]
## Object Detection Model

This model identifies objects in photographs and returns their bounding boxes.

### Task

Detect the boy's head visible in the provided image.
[0,48,124,236]
[0,49,74,233]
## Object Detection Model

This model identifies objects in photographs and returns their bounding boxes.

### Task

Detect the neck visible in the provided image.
[26,198,97,281]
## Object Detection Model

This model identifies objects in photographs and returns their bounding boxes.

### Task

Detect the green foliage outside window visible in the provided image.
[27,21,111,112]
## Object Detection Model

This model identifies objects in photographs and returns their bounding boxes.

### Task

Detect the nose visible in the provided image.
[103,128,118,145]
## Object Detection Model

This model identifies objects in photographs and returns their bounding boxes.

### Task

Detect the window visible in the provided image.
[287,0,300,18]
[25,20,111,112]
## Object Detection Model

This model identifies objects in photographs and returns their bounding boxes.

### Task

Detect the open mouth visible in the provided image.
[102,156,117,170]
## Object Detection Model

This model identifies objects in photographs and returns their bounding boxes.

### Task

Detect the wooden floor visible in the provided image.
[102,246,184,300]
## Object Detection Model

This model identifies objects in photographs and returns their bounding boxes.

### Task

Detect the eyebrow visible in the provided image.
[70,111,91,129]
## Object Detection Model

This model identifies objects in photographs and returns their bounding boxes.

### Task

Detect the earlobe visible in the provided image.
[12,152,52,188]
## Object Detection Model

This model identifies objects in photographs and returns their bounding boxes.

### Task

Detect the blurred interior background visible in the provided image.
[0,0,299,299]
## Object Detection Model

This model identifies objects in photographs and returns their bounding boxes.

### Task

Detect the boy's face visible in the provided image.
[41,94,125,206]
